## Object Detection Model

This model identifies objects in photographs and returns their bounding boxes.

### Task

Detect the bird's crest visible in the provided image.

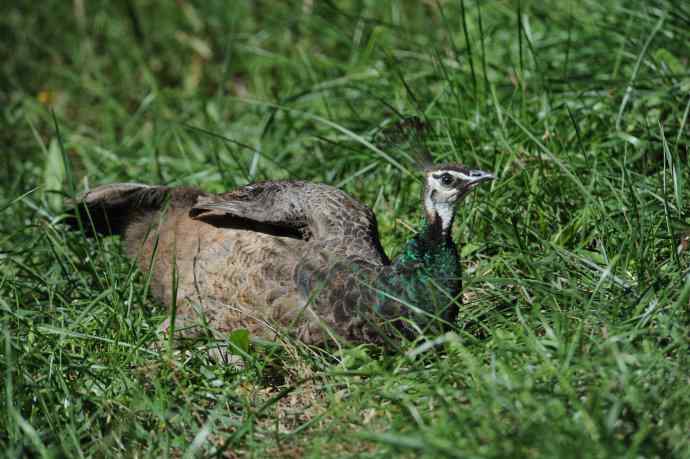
[374,115,435,169]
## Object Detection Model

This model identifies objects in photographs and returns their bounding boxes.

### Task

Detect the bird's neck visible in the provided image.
[376,216,460,336]
[397,217,458,271]
[423,188,455,238]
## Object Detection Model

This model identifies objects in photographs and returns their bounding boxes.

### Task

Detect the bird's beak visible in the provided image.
[466,169,495,187]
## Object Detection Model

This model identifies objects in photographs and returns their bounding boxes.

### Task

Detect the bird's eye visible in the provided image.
[440,173,454,186]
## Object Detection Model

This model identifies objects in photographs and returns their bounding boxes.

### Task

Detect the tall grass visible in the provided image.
[1,0,689,457]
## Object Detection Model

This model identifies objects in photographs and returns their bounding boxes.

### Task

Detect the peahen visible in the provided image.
[67,164,493,346]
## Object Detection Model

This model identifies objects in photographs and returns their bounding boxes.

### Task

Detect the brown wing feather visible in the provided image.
[191,180,389,265]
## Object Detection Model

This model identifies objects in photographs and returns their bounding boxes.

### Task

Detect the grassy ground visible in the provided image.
[2,0,690,457]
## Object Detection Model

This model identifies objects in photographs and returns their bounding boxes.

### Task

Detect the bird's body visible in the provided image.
[69,166,493,346]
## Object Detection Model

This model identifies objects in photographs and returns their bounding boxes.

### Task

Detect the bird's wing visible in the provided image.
[191,181,390,264]
[190,181,309,231]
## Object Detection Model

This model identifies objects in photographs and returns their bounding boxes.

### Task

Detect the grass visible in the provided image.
[2,0,690,457]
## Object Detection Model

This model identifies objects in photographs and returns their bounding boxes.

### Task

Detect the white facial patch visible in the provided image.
[425,171,468,233]
[445,170,495,183]
[432,170,478,183]
[427,170,468,196]
[450,171,473,181]
[435,201,455,232]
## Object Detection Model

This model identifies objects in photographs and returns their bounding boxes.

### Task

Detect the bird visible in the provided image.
[67,164,494,348]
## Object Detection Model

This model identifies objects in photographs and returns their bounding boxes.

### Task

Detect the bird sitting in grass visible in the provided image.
[67,164,493,349]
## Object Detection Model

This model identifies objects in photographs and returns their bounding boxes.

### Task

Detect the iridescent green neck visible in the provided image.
[395,217,455,266]
[373,217,461,335]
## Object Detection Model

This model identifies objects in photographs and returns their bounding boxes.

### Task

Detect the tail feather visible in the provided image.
[65,183,163,236]
[80,183,151,206]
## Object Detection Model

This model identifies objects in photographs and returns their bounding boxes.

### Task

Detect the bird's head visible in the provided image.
[423,164,494,234]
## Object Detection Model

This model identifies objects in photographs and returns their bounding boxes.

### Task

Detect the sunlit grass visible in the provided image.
[1,0,689,457]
